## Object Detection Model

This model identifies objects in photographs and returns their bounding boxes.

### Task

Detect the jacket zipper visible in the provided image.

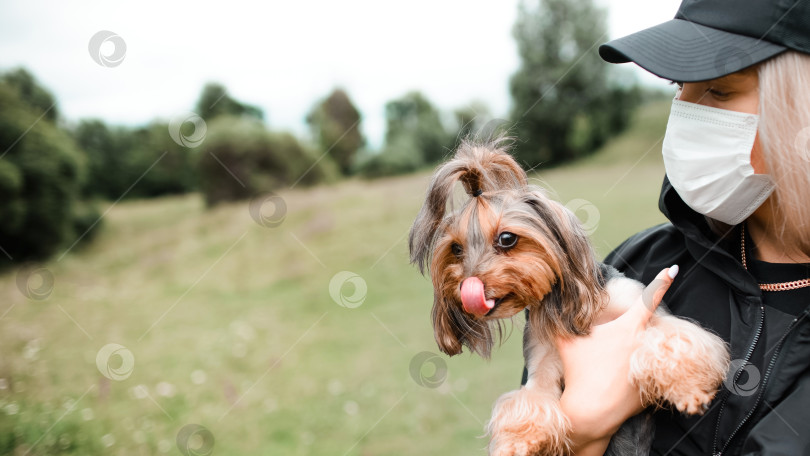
[713,308,804,455]
[712,305,764,456]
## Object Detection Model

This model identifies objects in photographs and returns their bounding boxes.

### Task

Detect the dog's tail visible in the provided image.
[408,135,528,273]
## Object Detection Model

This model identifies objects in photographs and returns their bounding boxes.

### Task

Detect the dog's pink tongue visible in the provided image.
[461,277,495,316]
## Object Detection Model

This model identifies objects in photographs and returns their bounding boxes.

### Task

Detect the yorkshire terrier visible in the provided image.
[408,138,730,456]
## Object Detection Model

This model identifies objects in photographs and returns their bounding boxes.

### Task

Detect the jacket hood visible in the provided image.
[658,175,761,297]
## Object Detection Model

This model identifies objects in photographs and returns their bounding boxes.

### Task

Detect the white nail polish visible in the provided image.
[668,265,679,279]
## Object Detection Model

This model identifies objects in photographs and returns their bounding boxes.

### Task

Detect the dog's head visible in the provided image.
[408,138,604,358]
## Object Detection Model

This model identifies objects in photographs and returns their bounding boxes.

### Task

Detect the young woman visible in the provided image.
[522,1,810,454]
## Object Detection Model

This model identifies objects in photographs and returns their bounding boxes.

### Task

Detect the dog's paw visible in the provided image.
[490,438,551,456]
[672,389,716,415]
[631,315,730,416]
[487,388,570,456]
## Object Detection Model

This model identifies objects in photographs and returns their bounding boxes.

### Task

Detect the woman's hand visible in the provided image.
[555,266,678,455]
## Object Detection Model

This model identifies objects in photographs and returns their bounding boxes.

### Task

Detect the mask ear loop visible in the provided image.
[670,80,683,101]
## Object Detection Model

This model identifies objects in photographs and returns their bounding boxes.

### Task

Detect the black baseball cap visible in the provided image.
[599,0,810,82]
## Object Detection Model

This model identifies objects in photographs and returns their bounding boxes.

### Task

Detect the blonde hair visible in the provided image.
[758,51,810,256]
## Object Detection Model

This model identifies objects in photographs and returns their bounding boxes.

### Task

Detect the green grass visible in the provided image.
[0,100,671,455]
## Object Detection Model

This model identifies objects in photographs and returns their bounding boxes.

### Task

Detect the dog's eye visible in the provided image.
[496,232,518,250]
[451,242,463,257]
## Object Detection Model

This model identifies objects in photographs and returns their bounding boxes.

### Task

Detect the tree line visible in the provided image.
[0,0,653,267]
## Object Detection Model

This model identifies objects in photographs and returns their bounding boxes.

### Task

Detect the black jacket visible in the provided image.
[603,177,810,455]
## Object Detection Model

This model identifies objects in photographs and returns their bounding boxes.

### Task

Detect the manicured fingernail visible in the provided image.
[668,265,679,279]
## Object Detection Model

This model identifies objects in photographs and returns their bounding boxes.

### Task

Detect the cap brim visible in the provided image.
[599,19,787,82]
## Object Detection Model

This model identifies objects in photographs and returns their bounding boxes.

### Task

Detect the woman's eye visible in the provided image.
[451,243,463,257]
[496,232,518,250]
[708,87,730,98]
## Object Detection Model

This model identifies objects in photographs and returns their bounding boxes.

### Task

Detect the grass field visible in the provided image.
[0,100,671,455]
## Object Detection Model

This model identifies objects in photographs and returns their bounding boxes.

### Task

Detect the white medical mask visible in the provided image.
[662,98,775,225]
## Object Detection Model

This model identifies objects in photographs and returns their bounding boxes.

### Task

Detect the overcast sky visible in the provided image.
[0,0,681,147]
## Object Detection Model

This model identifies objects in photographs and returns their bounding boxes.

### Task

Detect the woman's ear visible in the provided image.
[750,132,767,174]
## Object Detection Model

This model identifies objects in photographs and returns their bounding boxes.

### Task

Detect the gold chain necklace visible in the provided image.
[741,224,810,291]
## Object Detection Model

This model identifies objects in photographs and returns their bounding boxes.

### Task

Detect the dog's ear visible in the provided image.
[408,159,460,274]
[433,294,495,358]
[525,194,604,337]
[409,136,527,274]
[432,295,464,356]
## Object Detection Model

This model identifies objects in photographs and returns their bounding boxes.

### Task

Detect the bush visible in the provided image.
[384,91,451,165]
[197,116,337,206]
[195,82,264,121]
[306,88,364,175]
[127,122,198,197]
[355,135,425,178]
[509,0,640,167]
[73,119,137,199]
[2,68,59,122]
[0,81,100,266]
[74,120,198,200]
